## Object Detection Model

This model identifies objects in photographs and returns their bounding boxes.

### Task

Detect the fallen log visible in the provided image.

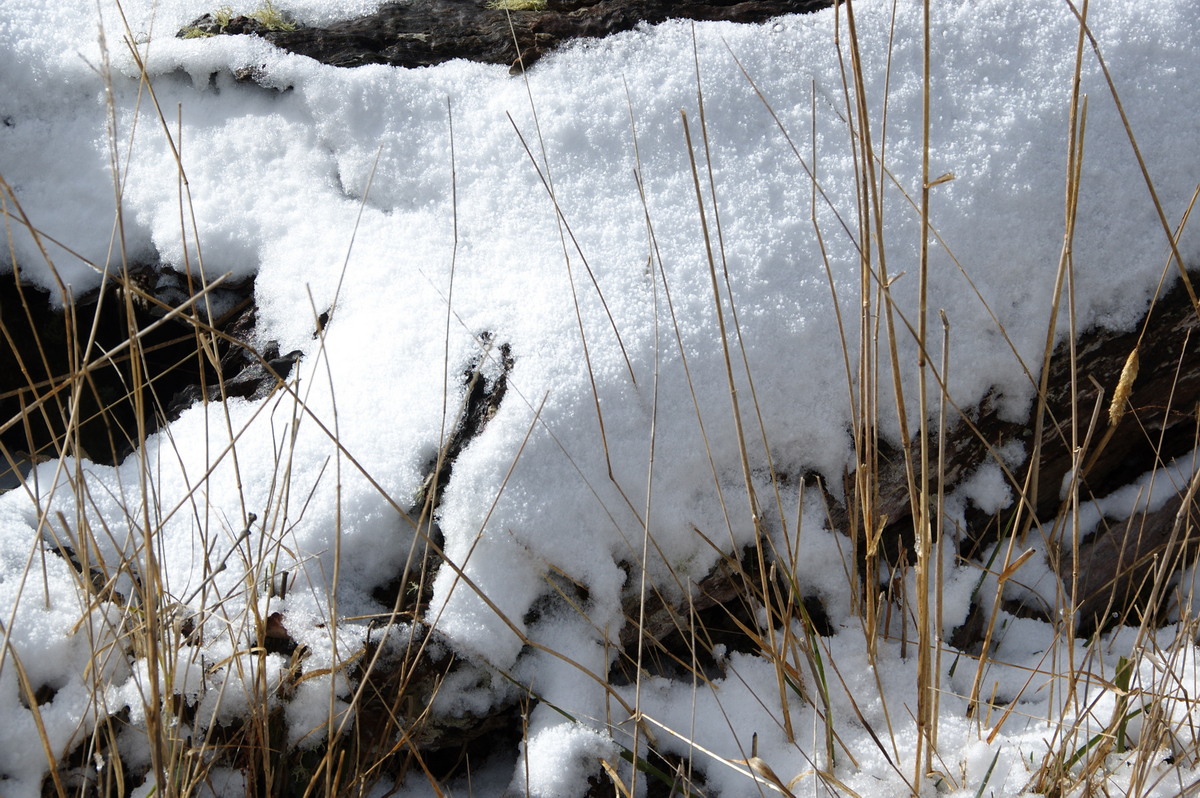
[828,271,1200,636]
[181,0,832,72]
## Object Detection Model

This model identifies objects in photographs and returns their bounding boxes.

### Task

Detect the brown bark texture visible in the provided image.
[182,0,831,71]
[828,271,1200,637]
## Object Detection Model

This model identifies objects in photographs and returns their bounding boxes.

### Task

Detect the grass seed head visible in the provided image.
[1109,347,1139,427]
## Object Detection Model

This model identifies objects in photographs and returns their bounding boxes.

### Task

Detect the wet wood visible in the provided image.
[826,273,1200,636]
[183,0,832,71]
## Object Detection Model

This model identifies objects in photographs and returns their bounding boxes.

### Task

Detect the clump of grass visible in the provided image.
[180,2,295,38]
[180,6,233,38]
[487,0,548,12]
[247,1,296,32]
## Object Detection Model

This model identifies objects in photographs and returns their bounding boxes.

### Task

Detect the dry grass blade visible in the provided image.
[4,1,1200,796]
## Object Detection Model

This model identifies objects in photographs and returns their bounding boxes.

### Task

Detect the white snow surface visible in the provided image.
[2,0,1200,795]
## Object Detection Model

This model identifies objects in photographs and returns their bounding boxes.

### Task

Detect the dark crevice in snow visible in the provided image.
[418,716,523,786]
[46,543,125,603]
[636,748,709,798]
[611,545,835,686]
[347,622,524,779]
[612,590,762,684]
[947,601,984,654]
[371,333,513,613]
[43,707,130,797]
[429,333,515,507]
[0,265,272,473]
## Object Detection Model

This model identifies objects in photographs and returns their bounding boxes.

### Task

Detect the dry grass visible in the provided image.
[3,0,1200,796]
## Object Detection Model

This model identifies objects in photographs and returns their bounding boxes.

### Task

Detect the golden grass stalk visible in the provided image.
[1109,347,1139,428]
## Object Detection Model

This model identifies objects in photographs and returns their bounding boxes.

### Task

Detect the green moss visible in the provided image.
[181,3,294,38]
[247,1,296,31]
[178,6,232,37]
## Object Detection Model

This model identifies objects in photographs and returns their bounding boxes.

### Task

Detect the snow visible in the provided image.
[2,0,1200,795]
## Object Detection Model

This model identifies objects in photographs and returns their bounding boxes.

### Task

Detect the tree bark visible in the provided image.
[183,0,832,71]
[828,272,1200,636]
